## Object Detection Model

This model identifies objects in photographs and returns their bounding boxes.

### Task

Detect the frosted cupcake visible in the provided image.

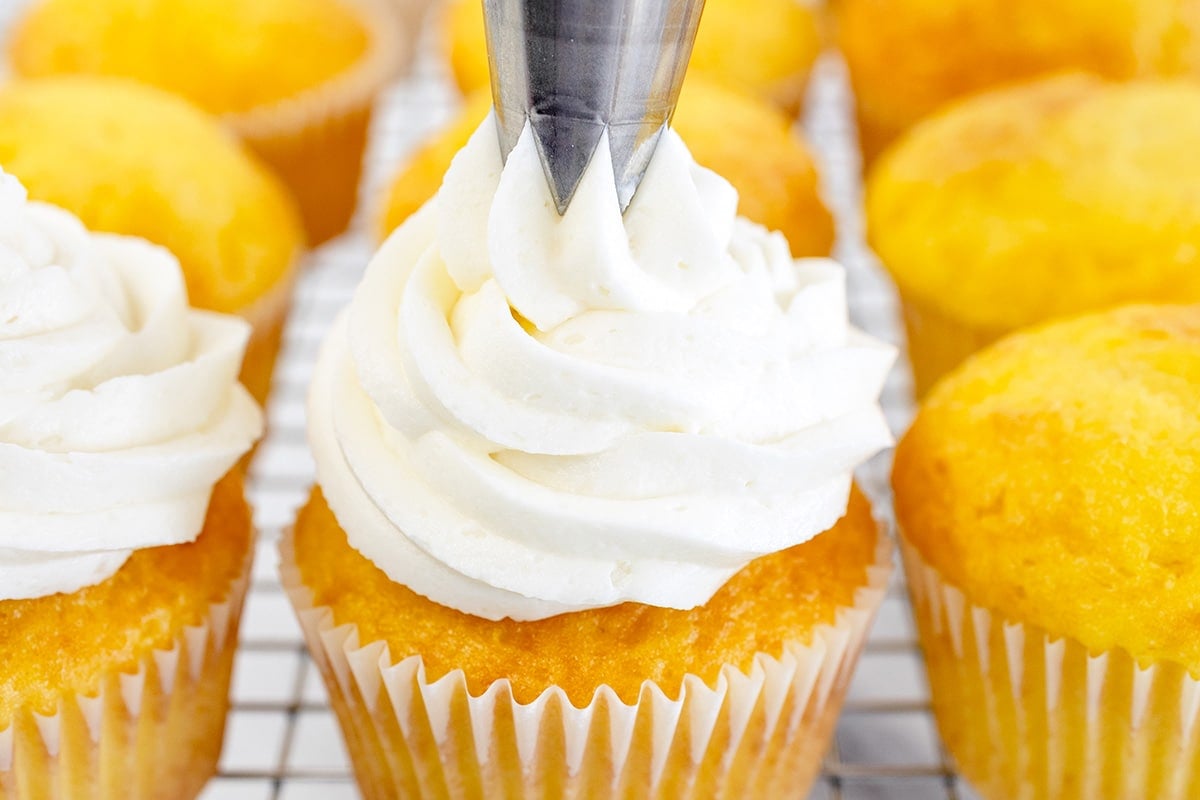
[9,0,408,243]
[0,172,262,798]
[893,304,1200,800]
[282,115,895,797]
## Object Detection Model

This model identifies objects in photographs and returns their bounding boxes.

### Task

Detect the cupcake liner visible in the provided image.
[226,0,412,244]
[0,539,253,800]
[901,535,1200,800]
[279,527,892,799]
[853,107,897,172]
[237,255,301,408]
[895,294,1006,399]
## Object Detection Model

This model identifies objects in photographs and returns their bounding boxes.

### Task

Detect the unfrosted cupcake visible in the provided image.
[837,0,1200,163]
[893,303,1200,800]
[866,74,1200,397]
[0,76,305,405]
[378,79,835,258]
[444,0,824,116]
[282,115,895,797]
[9,0,408,243]
[0,172,262,798]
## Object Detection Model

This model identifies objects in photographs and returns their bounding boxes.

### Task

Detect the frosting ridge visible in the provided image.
[310,115,893,620]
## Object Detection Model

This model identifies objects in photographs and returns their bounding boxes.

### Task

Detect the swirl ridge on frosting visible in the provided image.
[0,172,262,600]
[310,115,894,621]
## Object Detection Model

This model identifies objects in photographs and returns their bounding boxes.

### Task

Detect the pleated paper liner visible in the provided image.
[279,526,893,799]
[895,294,1006,400]
[852,105,898,173]
[225,0,411,245]
[901,534,1200,800]
[238,254,303,410]
[0,539,253,800]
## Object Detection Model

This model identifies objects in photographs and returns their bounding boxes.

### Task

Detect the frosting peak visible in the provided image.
[310,114,894,621]
[456,124,740,332]
[0,172,262,600]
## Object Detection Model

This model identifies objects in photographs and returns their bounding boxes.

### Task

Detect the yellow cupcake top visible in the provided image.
[0,77,304,313]
[295,485,881,706]
[9,0,370,115]
[837,0,1200,159]
[379,79,834,257]
[444,0,822,115]
[867,75,1200,333]
[894,304,1200,673]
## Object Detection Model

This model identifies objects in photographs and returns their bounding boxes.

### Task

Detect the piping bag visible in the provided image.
[483,0,706,215]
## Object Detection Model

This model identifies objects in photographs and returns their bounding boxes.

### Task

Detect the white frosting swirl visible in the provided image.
[0,172,263,600]
[310,116,894,621]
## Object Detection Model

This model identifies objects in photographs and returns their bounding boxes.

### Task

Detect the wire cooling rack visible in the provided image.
[0,0,978,795]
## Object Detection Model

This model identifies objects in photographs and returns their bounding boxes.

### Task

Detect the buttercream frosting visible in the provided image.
[309,115,894,621]
[0,172,262,600]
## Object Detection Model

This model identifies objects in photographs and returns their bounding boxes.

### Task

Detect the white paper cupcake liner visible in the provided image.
[280,527,893,799]
[225,0,412,244]
[0,539,253,800]
[901,534,1200,799]
[237,253,302,409]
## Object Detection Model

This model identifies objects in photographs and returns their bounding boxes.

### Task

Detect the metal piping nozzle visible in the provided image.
[483,0,705,215]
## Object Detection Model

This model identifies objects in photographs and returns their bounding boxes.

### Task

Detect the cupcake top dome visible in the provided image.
[8,0,369,115]
[893,304,1200,672]
[867,74,1200,333]
[837,0,1200,159]
[379,79,834,258]
[0,76,304,314]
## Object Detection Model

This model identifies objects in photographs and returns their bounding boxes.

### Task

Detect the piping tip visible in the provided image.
[483,0,706,215]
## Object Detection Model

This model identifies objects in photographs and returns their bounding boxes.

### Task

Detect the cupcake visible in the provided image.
[9,0,408,244]
[837,0,1200,164]
[866,74,1200,398]
[0,76,305,405]
[443,0,824,116]
[892,303,1200,800]
[0,173,262,797]
[282,115,895,796]
[378,79,835,258]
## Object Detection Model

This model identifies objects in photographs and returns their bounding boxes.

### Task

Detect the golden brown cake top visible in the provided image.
[0,472,251,725]
[867,74,1200,332]
[293,485,881,706]
[443,0,822,115]
[9,0,369,114]
[0,76,304,313]
[893,304,1200,672]
[837,0,1200,159]
[378,79,833,257]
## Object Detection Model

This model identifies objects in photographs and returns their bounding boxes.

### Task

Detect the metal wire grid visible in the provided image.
[0,0,977,794]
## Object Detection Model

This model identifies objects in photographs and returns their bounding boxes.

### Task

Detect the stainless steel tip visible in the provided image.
[483,0,705,215]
